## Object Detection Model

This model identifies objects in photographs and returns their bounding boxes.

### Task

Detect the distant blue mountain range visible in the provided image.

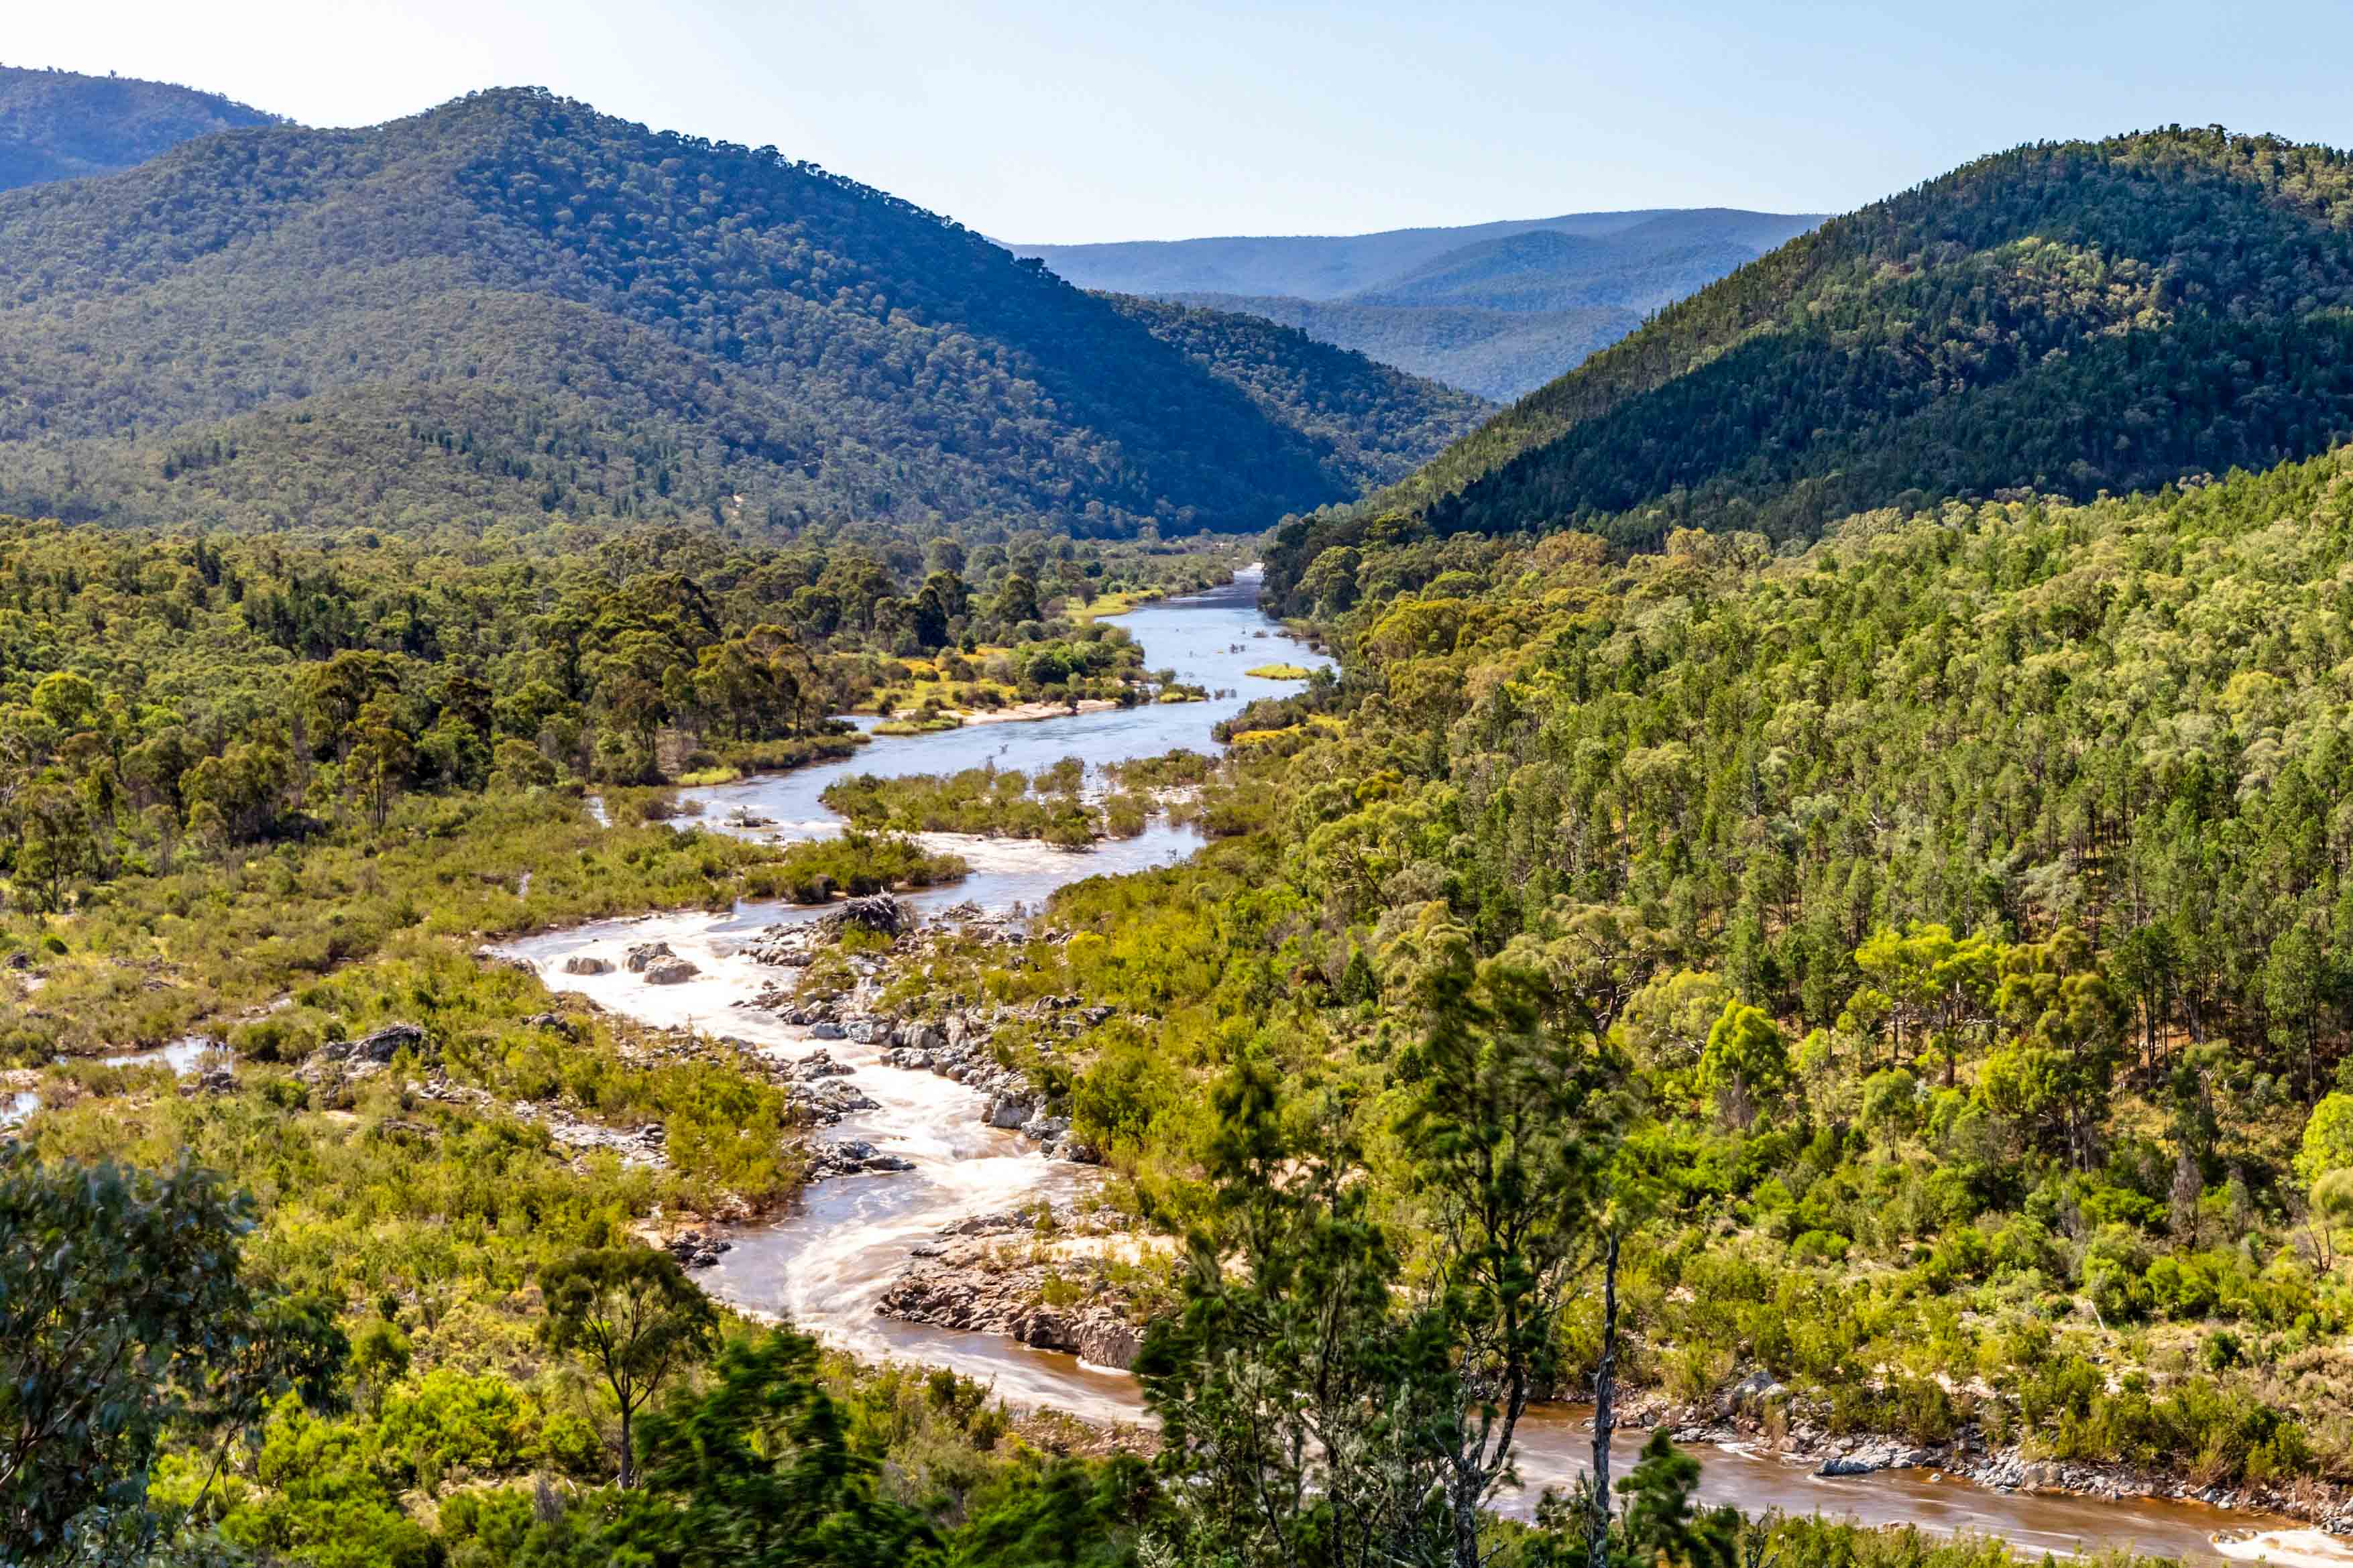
[1012,206,1823,400]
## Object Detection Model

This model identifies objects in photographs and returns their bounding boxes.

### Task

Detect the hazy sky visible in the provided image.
[11,1,2350,242]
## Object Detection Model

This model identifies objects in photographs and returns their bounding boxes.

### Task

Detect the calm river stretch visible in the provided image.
[504,568,2297,1563]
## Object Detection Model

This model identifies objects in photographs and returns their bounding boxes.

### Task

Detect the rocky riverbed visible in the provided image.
[872,1204,1162,1371]
[730,895,1110,1172]
[1625,1376,2353,1534]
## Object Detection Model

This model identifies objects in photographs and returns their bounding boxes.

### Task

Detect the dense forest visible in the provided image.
[0,64,280,191]
[1102,295,1491,486]
[0,513,1239,959]
[0,87,1475,540]
[1269,128,2353,605]
[962,445,2353,1543]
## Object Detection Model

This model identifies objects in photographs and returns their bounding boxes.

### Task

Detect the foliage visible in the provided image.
[611,1329,939,1567]
[1271,127,2353,607]
[0,1146,342,1561]
[1137,1052,1452,1568]
[541,1246,720,1489]
[0,64,278,192]
[1102,294,1490,483]
[0,88,1463,538]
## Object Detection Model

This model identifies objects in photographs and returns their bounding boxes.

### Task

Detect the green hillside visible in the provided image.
[1103,294,1491,489]
[0,63,280,190]
[1272,128,2353,605]
[0,87,1463,539]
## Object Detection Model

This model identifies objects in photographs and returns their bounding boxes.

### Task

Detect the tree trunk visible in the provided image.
[1589,1229,1619,1568]
[1453,1463,1483,1568]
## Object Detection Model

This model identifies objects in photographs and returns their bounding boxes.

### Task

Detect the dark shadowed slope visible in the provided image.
[1268,128,2353,607]
[1103,295,1491,490]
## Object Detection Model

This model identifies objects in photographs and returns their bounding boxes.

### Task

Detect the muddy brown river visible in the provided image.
[504,570,2320,1563]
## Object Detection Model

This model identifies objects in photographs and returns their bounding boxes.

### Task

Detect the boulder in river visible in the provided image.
[623,941,675,973]
[1817,1441,1932,1477]
[828,893,909,937]
[982,1092,1035,1130]
[563,955,613,975]
[642,957,700,985]
[793,1049,854,1079]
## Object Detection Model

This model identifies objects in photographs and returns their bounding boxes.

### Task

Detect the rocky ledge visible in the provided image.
[875,1207,1153,1370]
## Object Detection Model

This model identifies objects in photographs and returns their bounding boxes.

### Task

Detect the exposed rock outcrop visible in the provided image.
[298,1021,429,1087]
[877,1213,1150,1370]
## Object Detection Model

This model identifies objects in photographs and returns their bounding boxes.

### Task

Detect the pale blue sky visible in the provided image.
[11,1,2350,241]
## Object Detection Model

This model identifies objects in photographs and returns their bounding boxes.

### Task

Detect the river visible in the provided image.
[502,568,2302,1563]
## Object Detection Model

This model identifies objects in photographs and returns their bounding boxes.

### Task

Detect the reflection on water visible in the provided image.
[503,571,2285,1559]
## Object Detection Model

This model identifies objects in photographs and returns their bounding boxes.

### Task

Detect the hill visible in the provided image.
[1015,208,1821,399]
[0,63,280,190]
[1102,295,1490,489]
[0,86,1475,538]
[1268,128,2353,608]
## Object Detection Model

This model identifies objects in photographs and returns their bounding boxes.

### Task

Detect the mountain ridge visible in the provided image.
[1267,125,2353,609]
[0,63,282,191]
[1015,206,1822,399]
[0,85,1482,538]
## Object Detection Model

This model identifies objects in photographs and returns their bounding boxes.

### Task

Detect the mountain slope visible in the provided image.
[0,64,280,190]
[0,87,1465,538]
[1269,128,2353,606]
[1102,296,1491,489]
[1018,208,1821,400]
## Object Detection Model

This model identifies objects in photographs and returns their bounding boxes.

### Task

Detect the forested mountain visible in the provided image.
[1271,128,2353,605]
[0,86,1468,540]
[1102,295,1491,488]
[1017,208,1820,399]
[0,64,280,191]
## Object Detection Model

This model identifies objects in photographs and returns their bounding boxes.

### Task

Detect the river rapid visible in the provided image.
[501,569,2303,1563]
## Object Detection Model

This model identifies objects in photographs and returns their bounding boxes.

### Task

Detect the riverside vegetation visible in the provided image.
[25,115,2353,1568]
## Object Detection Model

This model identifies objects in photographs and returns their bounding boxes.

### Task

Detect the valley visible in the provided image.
[11,44,2353,1568]
[505,577,2307,1561]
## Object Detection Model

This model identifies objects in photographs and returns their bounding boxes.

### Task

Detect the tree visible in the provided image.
[1859,1069,1918,1159]
[1979,928,2128,1168]
[1611,1431,1737,1568]
[343,698,414,830]
[1138,1051,1449,1568]
[614,1329,935,1567]
[2297,1093,2353,1188]
[540,1246,718,1490]
[947,1456,1156,1568]
[1696,1002,1786,1128]
[0,1148,345,1561]
[1387,911,1620,1568]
